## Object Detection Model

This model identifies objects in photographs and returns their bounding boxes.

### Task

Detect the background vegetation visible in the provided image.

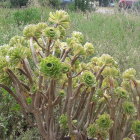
[0,6,140,139]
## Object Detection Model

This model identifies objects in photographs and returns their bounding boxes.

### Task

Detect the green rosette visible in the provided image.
[82,71,96,87]
[115,87,128,99]
[122,68,136,80]
[122,101,135,115]
[49,10,70,29]
[96,113,113,130]
[44,27,60,39]
[40,56,62,78]
[59,114,68,129]
[87,124,97,138]
[132,120,140,137]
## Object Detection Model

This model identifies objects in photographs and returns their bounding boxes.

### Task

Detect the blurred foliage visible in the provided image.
[13,8,41,26]
[10,0,28,7]
[0,89,29,139]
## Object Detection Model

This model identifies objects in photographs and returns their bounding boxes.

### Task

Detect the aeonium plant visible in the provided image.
[0,10,140,140]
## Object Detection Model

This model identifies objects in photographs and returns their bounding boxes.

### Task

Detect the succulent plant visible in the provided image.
[115,87,128,99]
[44,27,60,39]
[23,24,36,38]
[59,114,68,129]
[49,10,70,28]
[72,31,84,44]
[84,42,95,56]
[0,10,140,140]
[96,113,113,130]
[40,56,62,78]
[122,68,136,80]
[132,120,140,137]
[82,71,96,87]
[87,124,97,138]
[122,101,135,115]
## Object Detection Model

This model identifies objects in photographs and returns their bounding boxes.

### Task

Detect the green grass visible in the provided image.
[0,7,140,76]
[70,11,140,76]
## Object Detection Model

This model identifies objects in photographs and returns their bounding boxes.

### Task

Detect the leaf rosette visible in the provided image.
[115,87,128,99]
[49,10,70,29]
[82,71,96,87]
[132,120,140,137]
[87,124,97,138]
[122,101,135,115]
[123,68,136,81]
[44,27,60,39]
[96,113,113,130]
[40,56,62,78]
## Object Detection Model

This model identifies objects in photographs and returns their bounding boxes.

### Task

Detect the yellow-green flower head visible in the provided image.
[102,67,119,78]
[123,138,132,140]
[60,42,68,50]
[40,56,62,78]
[115,87,128,99]
[0,56,10,84]
[102,77,118,88]
[37,22,48,30]
[91,57,100,65]
[79,62,87,70]
[59,89,65,97]
[44,27,60,39]
[84,42,95,56]
[122,101,135,115]
[23,24,36,39]
[8,46,30,64]
[96,113,113,130]
[100,54,115,66]
[132,120,140,136]
[87,124,97,138]
[57,26,66,39]
[49,10,70,29]
[0,45,10,56]
[73,43,85,55]
[0,56,9,72]
[59,114,68,129]
[34,22,48,38]
[61,62,70,73]
[66,38,78,49]
[72,31,84,44]
[122,68,136,80]
[9,36,27,47]
[82,71,96,87]
[121,80,131,91]
[93,66,101,73]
